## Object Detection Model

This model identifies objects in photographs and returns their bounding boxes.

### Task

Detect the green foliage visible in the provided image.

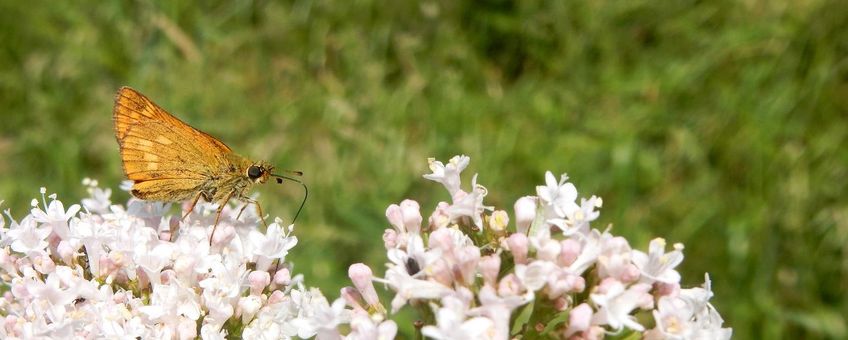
[1,0,845,338]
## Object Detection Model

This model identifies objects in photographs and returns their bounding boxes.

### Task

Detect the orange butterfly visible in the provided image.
[113,87,306,237]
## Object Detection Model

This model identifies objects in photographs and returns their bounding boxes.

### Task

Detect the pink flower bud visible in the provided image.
[340,286,366,312]
[559,239,581,266]
[553,297,569,311]
[655,282,680,297]
[57,241,75,265]
[248,270,271,295]
[564,303,593,338]
[514,196,537,234]
[547,272,576,299]
[211,225,236,247]
[382,229,398,249]
[348,263,380,308]
[268,290,286,304]
[428,201,451,230]
[621,264,641,283]
[595,277,618,294]
[400,199,422,234]
[273,268,291,286]
[385,204,403,230]
[457,246,481,285]
[479,255,501,286]
[507,233,529,264]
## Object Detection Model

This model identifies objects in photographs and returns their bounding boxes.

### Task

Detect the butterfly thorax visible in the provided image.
[200,154,271,205]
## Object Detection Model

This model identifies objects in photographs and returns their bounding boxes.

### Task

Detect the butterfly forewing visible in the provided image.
[113,87,237,201]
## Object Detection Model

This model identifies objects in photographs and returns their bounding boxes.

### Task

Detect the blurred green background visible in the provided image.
[1,0,846,338]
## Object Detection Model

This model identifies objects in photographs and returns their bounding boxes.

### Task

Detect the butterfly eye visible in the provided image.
[247,165,263,179]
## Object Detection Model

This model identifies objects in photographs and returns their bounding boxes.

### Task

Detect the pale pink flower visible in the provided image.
[564,303,594,338]
[506,233,529,264]
[248,270,271,295]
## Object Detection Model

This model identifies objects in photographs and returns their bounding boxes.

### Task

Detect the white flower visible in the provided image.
[7,216,50,256]
[249,220,298,271]
[422,294,496,340]
[139,281,202,323]
[645,276,731,340]
[382,266,453,313]
[567,229,604,275]
[514,260,555,291]
[286,288,349,339]
[469,284,533,340]
[346,313,398,340]
[536,171,579,220]
[632,238,684,284]
[81,180,112,214]
[596,235,639,282]
[423,155,470,196]
[549,195,601,236]
[590,280,653,332]
[30,196,80,240]
[447,174,492,229]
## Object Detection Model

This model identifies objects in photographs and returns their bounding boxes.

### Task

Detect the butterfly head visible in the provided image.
[247,161,273,184]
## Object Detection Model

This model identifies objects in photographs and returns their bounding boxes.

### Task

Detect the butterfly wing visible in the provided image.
[113,87,234,201]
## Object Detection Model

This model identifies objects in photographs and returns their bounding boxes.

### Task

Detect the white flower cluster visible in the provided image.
[0,180,335,339]
[336,156,732,339]
[0,156,733,339]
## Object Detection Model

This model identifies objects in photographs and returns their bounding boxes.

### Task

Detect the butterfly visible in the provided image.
[112,86,306,237]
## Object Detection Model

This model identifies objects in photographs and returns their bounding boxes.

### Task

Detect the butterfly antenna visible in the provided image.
[271,172,308,224]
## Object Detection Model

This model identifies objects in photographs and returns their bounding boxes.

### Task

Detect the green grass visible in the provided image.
[1,0,846,338]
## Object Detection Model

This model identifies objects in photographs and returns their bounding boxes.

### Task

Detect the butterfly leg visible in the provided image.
[236,198,267,227]
[209,191,235,245]
[181,192,203,221]
[235,202,249,220]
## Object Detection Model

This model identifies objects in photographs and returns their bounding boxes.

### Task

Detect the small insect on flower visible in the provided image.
[112,87,307,239]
